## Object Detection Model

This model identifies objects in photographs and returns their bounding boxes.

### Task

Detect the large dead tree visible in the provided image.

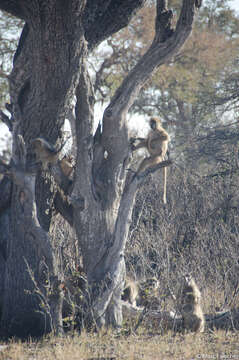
[0,0,201,337]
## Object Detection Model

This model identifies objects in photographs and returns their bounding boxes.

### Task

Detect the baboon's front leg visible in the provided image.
[130,138,147,151]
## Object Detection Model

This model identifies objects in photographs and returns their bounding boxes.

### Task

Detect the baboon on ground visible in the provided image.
[131,117,170,203]
[121,277,139,307]
[122,276,159,308]
[179,275,205,333]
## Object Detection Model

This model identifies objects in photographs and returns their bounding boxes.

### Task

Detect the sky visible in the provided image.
[230,0,239,12]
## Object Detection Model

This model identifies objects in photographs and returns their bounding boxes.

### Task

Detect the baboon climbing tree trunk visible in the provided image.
[0,0,201,337]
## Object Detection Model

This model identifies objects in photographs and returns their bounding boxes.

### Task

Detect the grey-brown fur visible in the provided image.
[179,275,205,333]
[32,137,59,170]
[131,117,170,203]
[122,276,159,308]
[121,277,139,307]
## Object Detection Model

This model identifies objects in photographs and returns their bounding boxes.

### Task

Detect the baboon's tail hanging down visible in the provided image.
[163,166,167,204]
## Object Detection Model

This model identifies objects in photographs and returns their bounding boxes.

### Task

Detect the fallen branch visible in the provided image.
[205,309,239,331]
[122,301,239,333]
[121,300,182,332]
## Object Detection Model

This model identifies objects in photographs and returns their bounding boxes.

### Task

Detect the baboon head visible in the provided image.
[150,117,161,130]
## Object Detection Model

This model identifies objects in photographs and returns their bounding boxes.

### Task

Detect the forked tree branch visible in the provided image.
[103,0,199,128]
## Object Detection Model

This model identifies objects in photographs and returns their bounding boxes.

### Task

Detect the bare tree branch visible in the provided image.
[136,159,173,180]
[84,0,147,49]
[103,0,197,125]
[0,0,25,19]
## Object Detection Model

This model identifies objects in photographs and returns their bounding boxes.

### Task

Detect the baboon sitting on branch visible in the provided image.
[131,117,170,203]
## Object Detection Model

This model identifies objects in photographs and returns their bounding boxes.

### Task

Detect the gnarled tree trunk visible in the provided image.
[0,0,200,337]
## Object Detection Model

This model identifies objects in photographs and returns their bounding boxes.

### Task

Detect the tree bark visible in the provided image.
[0,136,63,337]
[71,0,199,329]
[0,0,87,337]
[0,0,201,337]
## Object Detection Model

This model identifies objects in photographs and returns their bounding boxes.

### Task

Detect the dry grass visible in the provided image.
[0,329,239,360]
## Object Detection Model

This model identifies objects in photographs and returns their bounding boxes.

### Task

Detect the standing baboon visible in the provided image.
[122,276,159,308]
[131,117,170,203]
[179,275,205,333]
